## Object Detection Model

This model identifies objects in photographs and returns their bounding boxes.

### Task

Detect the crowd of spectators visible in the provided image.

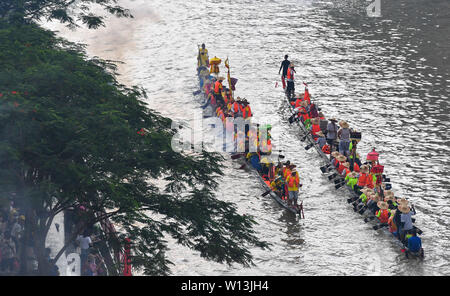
[0,200,24,274]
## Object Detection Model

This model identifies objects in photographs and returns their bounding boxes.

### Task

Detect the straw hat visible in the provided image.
[339,120,350,129]
[377,201,389,210]
[336,155,347,162]
[311,117,320,125]
[361,187,373,194]
[342,162,350,168]
[329,118,338,122]
[300,100,308,107]
[318,112,325,118]
[384,194,396,203]
[360,165,370,174]
[317,131,325,137]
[398,204,411,214]
[397,197,409,205]
[384,190,394,199]
[331,151,341,158]
[218,76,225,81]
[289,63,295,68]
[347,171,358,178]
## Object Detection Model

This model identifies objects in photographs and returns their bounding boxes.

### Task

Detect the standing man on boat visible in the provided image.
[198,43,209,68]
[286,171,300,207]
[278,55,290,90]
[285,63,296,98]
[326,118,339,157]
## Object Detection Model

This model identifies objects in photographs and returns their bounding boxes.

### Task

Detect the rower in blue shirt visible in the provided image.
[405,230,423,258]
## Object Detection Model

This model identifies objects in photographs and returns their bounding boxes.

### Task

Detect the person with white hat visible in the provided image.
[316,131,326,149]
[398,202,416,243]
[375,201,391,224]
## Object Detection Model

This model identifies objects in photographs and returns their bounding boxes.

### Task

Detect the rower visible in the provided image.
[375,201,390,224]
[405,230,423,258]
[398,201,416,243]
[213,77,225,105]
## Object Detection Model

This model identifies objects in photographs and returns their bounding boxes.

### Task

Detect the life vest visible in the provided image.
[388,215,397,233]
[232,102,239,113]
[353,162,360,172]
[311,124,321,135]
[376,209,390,224]
[287,68,294,81]
[337,162,345,174]
[357,173,368,187]
[283,168,291,179]
[294,99,302,108]
[287,174,299,191]
[343,168,350,177]
[366,174,375,189]
[214,81,222,94]
[322,144,331,154]
[243,105,252,119]
[210,93,216,106]
[298,107,309,121]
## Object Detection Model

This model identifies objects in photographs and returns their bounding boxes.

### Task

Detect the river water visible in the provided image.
[46,0,449,275]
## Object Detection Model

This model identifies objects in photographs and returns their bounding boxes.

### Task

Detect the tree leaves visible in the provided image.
[0,20,268,275]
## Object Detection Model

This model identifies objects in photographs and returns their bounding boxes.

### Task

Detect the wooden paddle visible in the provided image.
[364,216,377,223]
[320,163,332,173]
[231,153,244,160]
[373,223,388,230]
[261,189,272,197]
[335,180,347,190]
[328,173,338,180]
[304,143,314,150]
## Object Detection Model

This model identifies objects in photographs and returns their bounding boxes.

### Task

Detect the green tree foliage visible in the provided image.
[0,22,268,275]
[0,0,132,29]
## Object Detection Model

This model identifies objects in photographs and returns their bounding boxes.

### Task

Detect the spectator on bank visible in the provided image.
[0,231,16,272]
[10,216,24,250]
[76,232,92,268]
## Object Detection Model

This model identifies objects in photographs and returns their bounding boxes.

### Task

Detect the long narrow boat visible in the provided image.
[282,86,424,255]
[234,153,303,216]
[195,55,303,217]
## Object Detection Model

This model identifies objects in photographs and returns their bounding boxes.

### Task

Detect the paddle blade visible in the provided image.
[335,182,345,190]
[261,189,272,197]
[193,90,201,95]
[279,155,286,159]
[231,154,243,160]
[305,144,314,150]
[328,173,337,180]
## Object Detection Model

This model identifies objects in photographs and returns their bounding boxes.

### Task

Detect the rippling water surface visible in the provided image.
[47,0,449,275]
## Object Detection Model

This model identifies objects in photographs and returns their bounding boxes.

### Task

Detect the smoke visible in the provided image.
[41,0,162,85]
